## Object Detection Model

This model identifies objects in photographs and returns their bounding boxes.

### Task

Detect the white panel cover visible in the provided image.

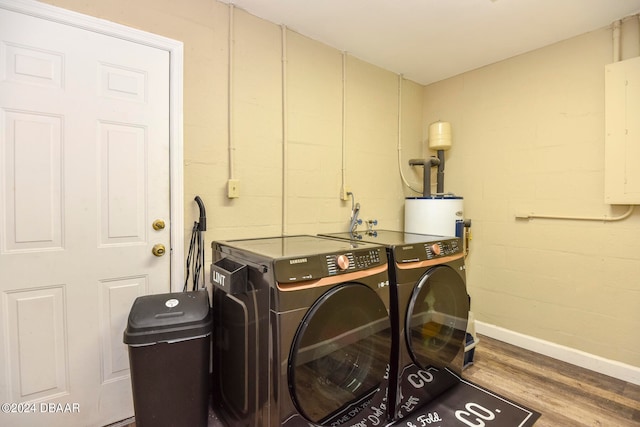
[604,57,640,204]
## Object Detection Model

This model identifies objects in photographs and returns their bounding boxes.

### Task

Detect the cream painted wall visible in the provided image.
[38,1,424,257]
[39,0,638,370]
[424,17,640,368]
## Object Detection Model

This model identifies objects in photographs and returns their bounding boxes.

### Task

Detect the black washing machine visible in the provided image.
[210,235,394,427]
[320,230,469,421]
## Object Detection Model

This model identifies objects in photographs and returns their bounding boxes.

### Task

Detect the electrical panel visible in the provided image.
[604,56,640,204]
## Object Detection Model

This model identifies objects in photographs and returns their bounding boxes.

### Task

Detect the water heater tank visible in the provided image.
[405,196,463,237]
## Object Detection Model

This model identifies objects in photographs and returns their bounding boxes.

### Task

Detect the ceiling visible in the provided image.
[219,0,640,85]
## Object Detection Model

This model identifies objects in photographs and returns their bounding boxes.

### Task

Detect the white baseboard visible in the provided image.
[475,321,640,386]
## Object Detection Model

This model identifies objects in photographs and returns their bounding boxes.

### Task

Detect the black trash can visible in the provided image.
[123,290,212,427]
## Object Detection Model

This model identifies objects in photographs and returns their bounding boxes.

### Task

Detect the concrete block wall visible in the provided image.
[424,17,640,367]
[41,0,640,370]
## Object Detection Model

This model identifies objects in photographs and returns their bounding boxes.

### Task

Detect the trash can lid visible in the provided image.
[123,290,212,345]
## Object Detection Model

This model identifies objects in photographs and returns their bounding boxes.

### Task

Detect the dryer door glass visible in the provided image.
[289,283,391,424]
[406,265,469,368]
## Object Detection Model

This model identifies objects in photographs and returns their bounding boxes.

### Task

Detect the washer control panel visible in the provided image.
[425,239,460,259]
[397,238,461,263]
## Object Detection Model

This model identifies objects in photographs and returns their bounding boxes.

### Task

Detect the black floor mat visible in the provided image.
[394,377,540,427]
[206,378,541,427]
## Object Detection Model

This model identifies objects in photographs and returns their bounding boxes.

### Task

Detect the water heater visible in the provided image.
[405,195,463,237]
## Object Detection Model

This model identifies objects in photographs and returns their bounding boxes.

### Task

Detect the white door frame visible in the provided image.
[0,0,185,290]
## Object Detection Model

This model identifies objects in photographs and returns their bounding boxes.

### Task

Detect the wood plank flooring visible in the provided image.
[463,335,640,426]
[118,334,640,426]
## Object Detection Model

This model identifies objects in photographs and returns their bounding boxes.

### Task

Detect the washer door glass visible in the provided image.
[289,283,391,424]
[406,265,469,368]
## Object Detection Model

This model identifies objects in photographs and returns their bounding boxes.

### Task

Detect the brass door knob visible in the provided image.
[152,244,166,257]
[152,219,166,230]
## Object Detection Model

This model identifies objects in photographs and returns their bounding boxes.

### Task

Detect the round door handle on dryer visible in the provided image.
[152,244,166,257]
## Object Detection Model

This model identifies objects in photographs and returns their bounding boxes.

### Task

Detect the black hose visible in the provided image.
[195,196,207,231]
[183,196,207,291]
[183,221,198,291]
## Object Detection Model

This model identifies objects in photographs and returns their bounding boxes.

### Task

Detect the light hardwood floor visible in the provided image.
[463,335,640,426]
[120,334,640,426]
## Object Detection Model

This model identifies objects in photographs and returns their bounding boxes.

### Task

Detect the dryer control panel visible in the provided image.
[274,248,386,283]
[326,249,382,274]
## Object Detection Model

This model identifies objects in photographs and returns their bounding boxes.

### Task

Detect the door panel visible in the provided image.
[5,286,67,402]
[3,110,63,252]
[99,277,147,383]
[0,6,171,426]
[4,41,64,88]
[99,122,147,245]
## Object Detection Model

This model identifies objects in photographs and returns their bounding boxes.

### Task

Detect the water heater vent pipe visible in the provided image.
[408,157,440,197]
[436,150,445,194]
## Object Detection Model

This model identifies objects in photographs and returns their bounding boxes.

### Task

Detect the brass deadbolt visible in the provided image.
[152,219,166,230]
[152,244,166,257]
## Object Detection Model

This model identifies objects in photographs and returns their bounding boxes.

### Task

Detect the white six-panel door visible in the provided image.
[0,4,173,426]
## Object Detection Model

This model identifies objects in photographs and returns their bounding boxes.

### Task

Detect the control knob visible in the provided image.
[336,254,350,271]
[431,244,441,256]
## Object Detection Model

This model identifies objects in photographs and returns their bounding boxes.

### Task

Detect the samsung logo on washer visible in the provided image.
[289,258,308,264]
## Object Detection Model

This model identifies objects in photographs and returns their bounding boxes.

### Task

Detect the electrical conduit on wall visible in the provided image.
[516,18,635,223]
[281,24,288,235]
[515,206,634,222]
[341,51,348,200]
[228,4,236,183]
[397,74,422,194]
[613,19,621,63]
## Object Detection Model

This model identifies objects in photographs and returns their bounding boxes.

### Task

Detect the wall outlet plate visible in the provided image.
[227,179,240,198]
[340,185,350,201]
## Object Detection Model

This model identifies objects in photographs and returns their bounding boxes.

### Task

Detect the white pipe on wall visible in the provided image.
[515,205,634,222]
[396,74,421,194]
[613,19,621,62]
[281,24,289,235]
[228,4,235,180]
[341,51,347,199]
